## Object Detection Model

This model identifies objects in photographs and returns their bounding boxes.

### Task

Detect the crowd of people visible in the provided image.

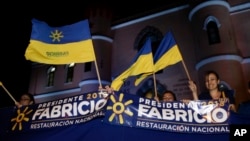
[8,70,250,116]
[127,70,248,114]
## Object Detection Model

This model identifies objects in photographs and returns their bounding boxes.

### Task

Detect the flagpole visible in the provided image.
[181,60,191,80]
[152,73,159,102]
[170,31,191,81]
[94,60,102,88]
[171,30,198,100]
[181,60,198,100]
[0,81,17,104]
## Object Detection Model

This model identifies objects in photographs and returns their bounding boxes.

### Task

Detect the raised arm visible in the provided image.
[188,80,198,100]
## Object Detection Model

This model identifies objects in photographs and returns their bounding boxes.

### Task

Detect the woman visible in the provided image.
[188,70,236,112]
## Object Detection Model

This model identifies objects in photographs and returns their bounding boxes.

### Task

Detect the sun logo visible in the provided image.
[49,29,64,42]
[11,107,33,131]
[106,93,133,124]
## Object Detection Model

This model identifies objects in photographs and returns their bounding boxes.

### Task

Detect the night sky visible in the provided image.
[1,11,31,108]
[0,3,88,108]
[0,1,185,108]
[0,2,114,108]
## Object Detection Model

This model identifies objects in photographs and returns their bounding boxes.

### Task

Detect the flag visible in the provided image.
[25,19,96,64]
[111,38,154,91]
[135,31,183,86]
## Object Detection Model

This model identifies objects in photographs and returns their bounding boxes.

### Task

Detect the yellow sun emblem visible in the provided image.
[106,93,133,124]
[49,29,64,42]
[11,107,33,131]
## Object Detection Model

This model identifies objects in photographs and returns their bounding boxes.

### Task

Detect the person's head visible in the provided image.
[144,90,154,99]
[162,90,176,102]
[204,70,220,91]
[19,93,35,106]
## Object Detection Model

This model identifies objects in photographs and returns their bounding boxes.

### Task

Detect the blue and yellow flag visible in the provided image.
[135,31,183,86]
[25,19,96,64]
[111,38,154,91]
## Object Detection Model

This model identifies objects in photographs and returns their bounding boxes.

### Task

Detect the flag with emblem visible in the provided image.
[25,19,96,64]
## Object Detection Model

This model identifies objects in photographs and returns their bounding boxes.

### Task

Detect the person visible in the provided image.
[237,81,250,115]
[103,85,115,95]
[144,90,154,99]
[98,85,116,99]
[15,93,35,108]
[161,90,177,102]
[188,70,236,112]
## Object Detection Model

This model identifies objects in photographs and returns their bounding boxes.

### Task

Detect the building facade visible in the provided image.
[29,0,250,109]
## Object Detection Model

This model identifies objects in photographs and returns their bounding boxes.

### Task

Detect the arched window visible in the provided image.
[203,16,221,45]
[46,66,56,87]
[134,26,163,55]
[65,63,75,83]
[133,26,164,87]
[134,26,163,75]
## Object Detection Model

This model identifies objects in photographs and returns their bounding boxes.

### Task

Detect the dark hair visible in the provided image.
[20,93,35,104]
[248,81,250,89]
[162,90,177,100]
[204,70,220,80]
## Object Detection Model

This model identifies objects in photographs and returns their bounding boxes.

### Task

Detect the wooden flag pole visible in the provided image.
[152,72,159,102]
[181,60,191,80]
[171,30,197,100]
[0,81,17,104]
[94,60,102,88]
[169,31,197,100]
[170,30,191,81]
[181,60,198,100]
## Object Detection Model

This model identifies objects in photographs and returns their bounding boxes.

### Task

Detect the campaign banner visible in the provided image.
[0,91,108,133]
[1,91,250,141]
[103,91,230,134]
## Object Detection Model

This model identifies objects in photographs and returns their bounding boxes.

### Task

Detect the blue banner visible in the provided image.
[103,91,230,134]
[1,91,250,141]
[1,91,107,133]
